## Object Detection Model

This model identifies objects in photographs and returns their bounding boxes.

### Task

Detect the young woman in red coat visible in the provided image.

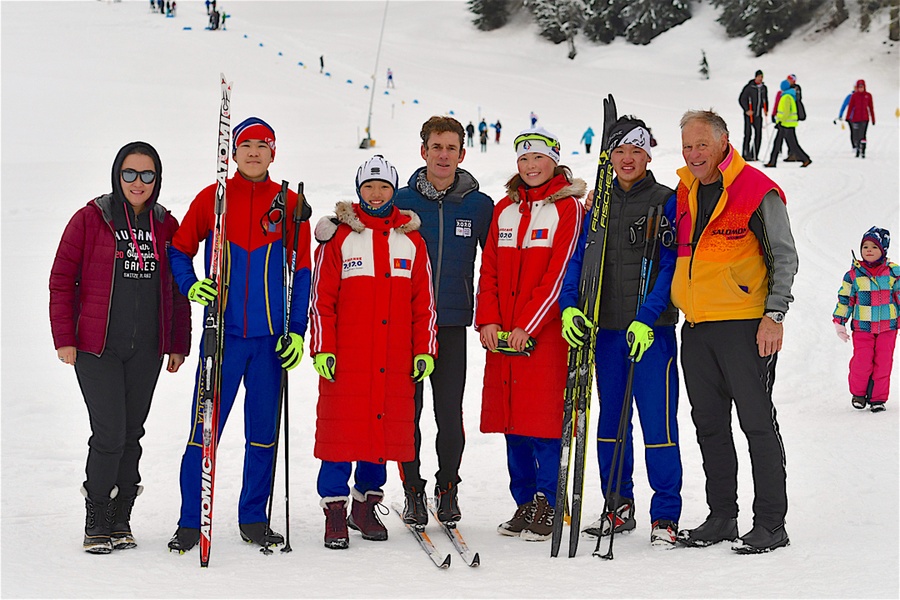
[476,128,585,541]
[49,142,191,554]
[310,155,438,549]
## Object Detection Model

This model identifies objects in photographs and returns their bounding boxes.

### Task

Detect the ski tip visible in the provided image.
[469,552,481,567]
[440,554,452,569]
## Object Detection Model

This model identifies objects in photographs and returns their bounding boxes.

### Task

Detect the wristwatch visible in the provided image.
[764,311,785,324]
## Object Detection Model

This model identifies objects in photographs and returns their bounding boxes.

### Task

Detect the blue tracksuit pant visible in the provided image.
[595,326,682,523]
[317,461,387,499]
[178,333,282,527]
[505,434,561,508]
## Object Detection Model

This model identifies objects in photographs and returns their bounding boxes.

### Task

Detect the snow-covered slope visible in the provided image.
[1,2,898,597]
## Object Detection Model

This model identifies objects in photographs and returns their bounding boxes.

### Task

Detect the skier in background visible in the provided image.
[477,127,585,542]
[738,70,768,161]
[560,116,682,549]
[770,73,803,162]
[394,116,494,529]
[764,79,811,168]
[580,126,595,154]
[166,117,312,553]
[493,119,502,143]
[833,227,898,413]
[843,79,875,158]
[387,67,395,88]
[465,121,475,148]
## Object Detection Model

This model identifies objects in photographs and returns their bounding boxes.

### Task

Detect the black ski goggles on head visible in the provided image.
[121,169,157,184]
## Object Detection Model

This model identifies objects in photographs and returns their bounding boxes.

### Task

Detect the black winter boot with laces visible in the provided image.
[82,485,118,554]
[111,485,143,550]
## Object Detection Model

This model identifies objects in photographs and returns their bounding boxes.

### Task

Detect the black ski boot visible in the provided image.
[434,482,461,525]
[110,485,142,550]
[239,522,284,547]
[168,527,200,553]
[82,485,118,554]
[401,485,428,529]
[732,523,790,554]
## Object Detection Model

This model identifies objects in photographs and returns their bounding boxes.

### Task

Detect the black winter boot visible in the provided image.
[401,485,428,529]
[110,485,143,550]
[167,527,200,553]
[82,485,118,554]
[347,489,388,541]
[239,522,284,547]
[676,515,738,547]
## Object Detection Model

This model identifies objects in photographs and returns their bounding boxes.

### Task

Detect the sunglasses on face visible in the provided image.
[121,169,157,184]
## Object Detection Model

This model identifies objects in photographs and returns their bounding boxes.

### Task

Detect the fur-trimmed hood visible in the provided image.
[505,167,587,205]
[314,201,422,243]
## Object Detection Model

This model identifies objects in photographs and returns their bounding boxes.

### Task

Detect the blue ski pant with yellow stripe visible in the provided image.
[595,326,682,524]
[178,333,282,527]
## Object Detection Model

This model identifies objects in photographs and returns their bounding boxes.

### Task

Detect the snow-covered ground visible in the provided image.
[2,1,898,597]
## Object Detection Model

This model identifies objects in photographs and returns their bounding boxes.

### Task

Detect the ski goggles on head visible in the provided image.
[121,169,156,184]
[514,132,560,152]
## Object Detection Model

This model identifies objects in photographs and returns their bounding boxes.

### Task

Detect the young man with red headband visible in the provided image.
[166,117,312,552]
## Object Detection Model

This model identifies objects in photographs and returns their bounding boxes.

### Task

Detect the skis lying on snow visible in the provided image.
[391,502,451,569]
[427,499,480,567]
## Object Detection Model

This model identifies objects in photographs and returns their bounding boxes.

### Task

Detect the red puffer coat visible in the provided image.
[49,195,191,358]
[310,202,438,464]
[476,171,585,438]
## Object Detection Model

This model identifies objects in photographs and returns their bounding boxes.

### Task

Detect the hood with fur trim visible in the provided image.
[504,167,587,205]
[314,201,421,243]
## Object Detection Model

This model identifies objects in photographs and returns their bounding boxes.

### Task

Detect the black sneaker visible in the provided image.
[434,483,462,525]
[870,401,886,413]
[239,522,284,547]
[852,395,868,410]
[676,516,738,547]
[731,524,790,554]
[402,487,428,529]
[167,527,200,553]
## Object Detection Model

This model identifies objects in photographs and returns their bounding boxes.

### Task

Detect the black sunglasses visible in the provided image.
[121,169,157,184]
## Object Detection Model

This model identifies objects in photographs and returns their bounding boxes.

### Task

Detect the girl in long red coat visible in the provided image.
[310,155,438,549]
[476,128,585,541]
[49,141,191,553]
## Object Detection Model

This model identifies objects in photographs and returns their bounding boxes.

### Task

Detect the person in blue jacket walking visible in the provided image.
[559,115,682,549]
[394,116,494,527]
[580,126,595,154]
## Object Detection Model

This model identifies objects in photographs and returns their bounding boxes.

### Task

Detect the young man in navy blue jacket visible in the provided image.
[394,116,494,527]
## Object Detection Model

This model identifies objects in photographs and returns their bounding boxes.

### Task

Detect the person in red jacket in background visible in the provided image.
[50,141,191,554]
[166,117,312,553]
[844,79,876,158]
[476,127,585,542]
[310,155,438,550]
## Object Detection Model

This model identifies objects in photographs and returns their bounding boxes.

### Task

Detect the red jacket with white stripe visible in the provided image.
[310,202,438,463]
[476,170,585,438]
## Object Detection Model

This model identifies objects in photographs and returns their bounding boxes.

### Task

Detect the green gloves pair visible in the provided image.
[276,333,304,370]
[561,307,654,362]
[187,278,218,306]
[313,352,435,382]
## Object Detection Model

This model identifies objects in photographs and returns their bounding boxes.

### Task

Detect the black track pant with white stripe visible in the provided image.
[680,319,787,530]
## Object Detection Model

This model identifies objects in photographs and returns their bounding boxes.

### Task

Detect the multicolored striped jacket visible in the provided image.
[833,259,900,333]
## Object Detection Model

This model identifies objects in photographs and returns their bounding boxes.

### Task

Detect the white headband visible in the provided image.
[616,126,652,158]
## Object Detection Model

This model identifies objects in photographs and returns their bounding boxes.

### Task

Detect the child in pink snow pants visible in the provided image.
[833,227,900,413]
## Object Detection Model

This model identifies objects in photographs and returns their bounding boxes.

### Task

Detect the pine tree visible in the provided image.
[711,0,752,38]
[623,0,692,45]
[746,0,816,56]
[527,0,585,44]
[468,0,513,31]
[699,49,710,79]
[583,0,627,43]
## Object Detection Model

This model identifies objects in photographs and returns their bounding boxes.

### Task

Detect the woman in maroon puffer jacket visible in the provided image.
[49,141,191,554]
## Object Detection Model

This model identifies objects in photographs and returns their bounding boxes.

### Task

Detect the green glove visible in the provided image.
[626,321,654,362]
[412,354,435,383]
[494,331,537,356]
[313,353,336,381]
[561,307,593,348]
[187,278,218,306]
[275,333,304,370]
